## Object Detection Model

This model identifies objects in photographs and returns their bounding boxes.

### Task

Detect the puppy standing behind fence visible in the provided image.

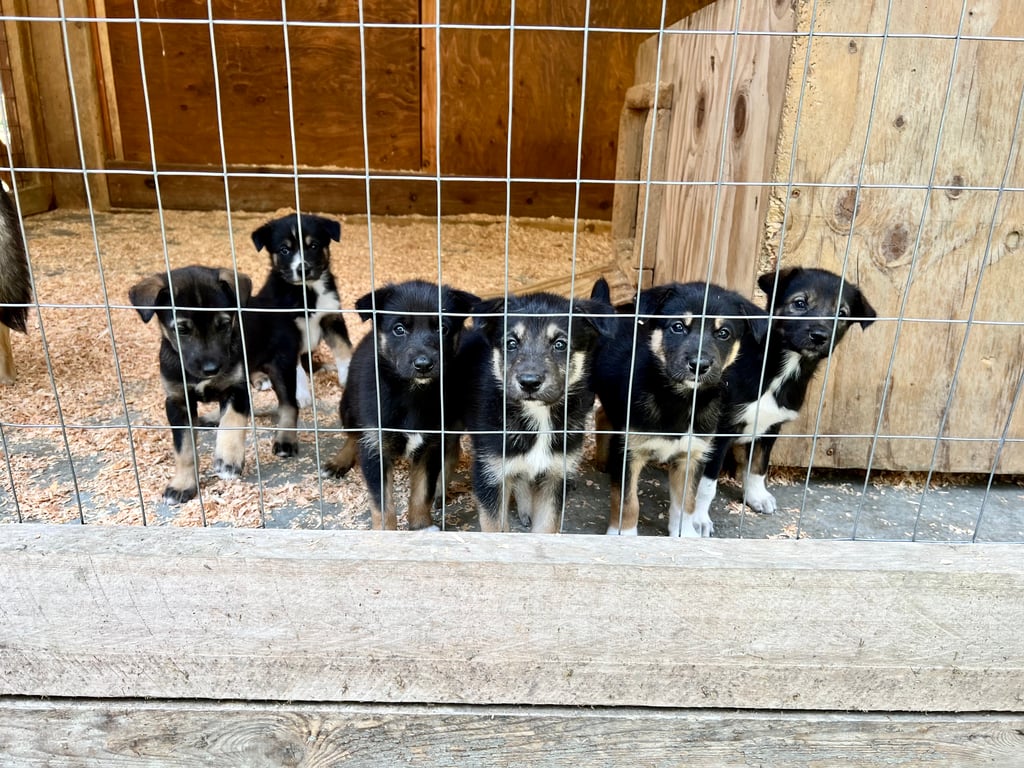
[0,186,31,385]
[456,291,613,533]
[129,266,255,503]
[251,213,353,406]
[590,279,767,538]
[693,267,876,526]
[322,280,478,531]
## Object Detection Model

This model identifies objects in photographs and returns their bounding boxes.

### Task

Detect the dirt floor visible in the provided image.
[1,208,1022,540]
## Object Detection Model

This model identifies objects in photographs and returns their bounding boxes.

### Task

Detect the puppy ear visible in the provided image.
[444,288,482,317]
[572,298,616,340]
[589,277,612,304]
[322,217,342,243]
[128,273,169,324]
[472,297,506,340]
[851,288,877,329]
[355,285,394,323]
[737,296,770,345]
[251,223,272,253]
[636,284,674,319]
[218,269,252,308]
[757,267,799,304]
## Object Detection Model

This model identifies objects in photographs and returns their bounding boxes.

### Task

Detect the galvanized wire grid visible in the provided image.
[0,1,1021,541]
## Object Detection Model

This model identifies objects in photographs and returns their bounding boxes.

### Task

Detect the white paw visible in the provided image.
[606,525,638,536]
[667,506,710,538]
[295,365,313,409]
[743,474,777,515]
[253,374,272,391]
[335,358,350,387]
[212,459,242,481]
[692,506,714,538]
[415,524,441,533]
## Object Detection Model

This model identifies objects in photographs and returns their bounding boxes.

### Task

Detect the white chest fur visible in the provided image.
[735,351,801,442]
[483,401,578,482]
[294,275,341,353]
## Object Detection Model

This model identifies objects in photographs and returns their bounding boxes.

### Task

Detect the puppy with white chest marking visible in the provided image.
[589,279,767,538]
[251,213,353,405]
[129,266,254,504]
[322,280,478,531]
[456,292,613,533]
[693,267,876,525]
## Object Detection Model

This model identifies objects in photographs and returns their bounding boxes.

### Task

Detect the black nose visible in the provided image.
[688,357,713,376]
[517,373,543,393]
[200,361,221,377]
[413,355,435,374]
[808,329,830,346]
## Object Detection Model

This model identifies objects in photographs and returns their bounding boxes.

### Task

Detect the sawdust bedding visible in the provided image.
[0,209,615,529]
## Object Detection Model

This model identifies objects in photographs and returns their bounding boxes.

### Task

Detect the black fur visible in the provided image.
[323,279,478,531]
[456,291,614,533]
[695,266,876,522]
[129,266,254,504]
[251,213,353,389]
[589,278,767,537]
[0,187,31,385]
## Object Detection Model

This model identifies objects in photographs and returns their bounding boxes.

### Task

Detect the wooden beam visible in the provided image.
[1,525,1021,713]
[1,700,1022,767]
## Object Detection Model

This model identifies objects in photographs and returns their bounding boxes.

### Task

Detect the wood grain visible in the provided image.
[763,0,1024,473]
[2,701,1022,767]
[1,525,1021,713]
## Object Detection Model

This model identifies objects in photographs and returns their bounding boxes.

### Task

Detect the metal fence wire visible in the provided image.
[0,1,1021,542]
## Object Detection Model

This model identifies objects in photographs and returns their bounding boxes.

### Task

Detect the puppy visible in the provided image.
[589,279,767,538]
[457,291,613,534]
[251,213,353,403]
[322,280,477,531]
[0,186,30,385]
[693,266,876,523]
[129,266,254,503]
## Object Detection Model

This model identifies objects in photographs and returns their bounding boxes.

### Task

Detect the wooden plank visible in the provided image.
[1,525,1021,712]
[104,165,615,218]
[632,106,672,275]
[763,0,1024,473]
[633,0,796,291]
[2,701,1022,767]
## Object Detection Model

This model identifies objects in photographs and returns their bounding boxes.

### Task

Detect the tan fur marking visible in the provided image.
[0,326,14,384]
[668,456,700,516]
[168,433,198,494]
[407,457,434,530]
[593,405,611,472]
[722,339,741,371]
[214,403,248,473]
[370,470,397,531]
[649,328,666,366]
[324,433,358,476]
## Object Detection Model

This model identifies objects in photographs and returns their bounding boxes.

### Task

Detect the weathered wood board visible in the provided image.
[632,0,797,291]
[2,701,1022,767]
[1,525,1022,714]
[763,0,1024,473]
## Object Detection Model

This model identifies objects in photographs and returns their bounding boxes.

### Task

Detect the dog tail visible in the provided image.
[590,276,612,305]
[0,188,30,334]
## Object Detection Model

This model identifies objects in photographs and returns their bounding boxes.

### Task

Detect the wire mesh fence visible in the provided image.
[0,1,1021,542]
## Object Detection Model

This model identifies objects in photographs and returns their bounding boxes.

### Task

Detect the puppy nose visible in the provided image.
[688,357,713,376]
[413,355,435,374]
[808,329,830,346]
[517,373,543,393]
[201,361,221,377]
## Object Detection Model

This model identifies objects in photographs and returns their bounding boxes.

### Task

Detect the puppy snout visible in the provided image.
[516,372,544,394]
[200,360,222,377]
[808,328,830,346]
[413,355,435,375]
[687,356,713,377]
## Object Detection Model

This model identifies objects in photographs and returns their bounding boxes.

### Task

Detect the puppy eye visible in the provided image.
[552,338,568,352]
[277,246,290,257]
[392,323,407,337]
[307,241,319,250]
[175,322,192,336]
[837,308,849,318]
[506,336,519,351]
[670,320,686,334]
[214,316,232,330]
[714,327,732,340]
[792,298,808,311]
[440,322,451,337]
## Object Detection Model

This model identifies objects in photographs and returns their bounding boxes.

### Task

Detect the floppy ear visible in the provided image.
[322,217,342,243]
[251,223,273,253]
[444,288,481,317]
[217,269,252,308]
[572,297,616,340]
[128,273,169,324]
[737,296,770,345]
[355,285,394,323]
[757,267,799,305]
[635,284,675,319]
[471,297,506,341]
[589,277,612,304]
[851,288,877,329]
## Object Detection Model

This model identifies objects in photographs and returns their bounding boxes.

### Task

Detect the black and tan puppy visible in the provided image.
[693,267,876,525]
[129,266,254,503]
[590,279,767,538]
[457,291,613,534]
[322,280,477,531]
[0,186,30,385]
[251,213,353,403]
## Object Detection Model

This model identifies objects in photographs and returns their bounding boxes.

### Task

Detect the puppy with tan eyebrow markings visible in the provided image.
[589,279,767,538]
[692,267,875,530]
[456,291,613,534]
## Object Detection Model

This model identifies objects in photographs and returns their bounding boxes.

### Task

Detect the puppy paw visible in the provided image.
[743,474,777,515]
[273,440,299,458]
[692,508,715,538]
[335,359,350,387]
[321,460,352,478]
[295,365,313,409]
[411,524,441,533]
[251,373,272,391]
[667,508,709,538]
[163,485,197,505]
[213,459,243,481]
[606,525,638,536]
